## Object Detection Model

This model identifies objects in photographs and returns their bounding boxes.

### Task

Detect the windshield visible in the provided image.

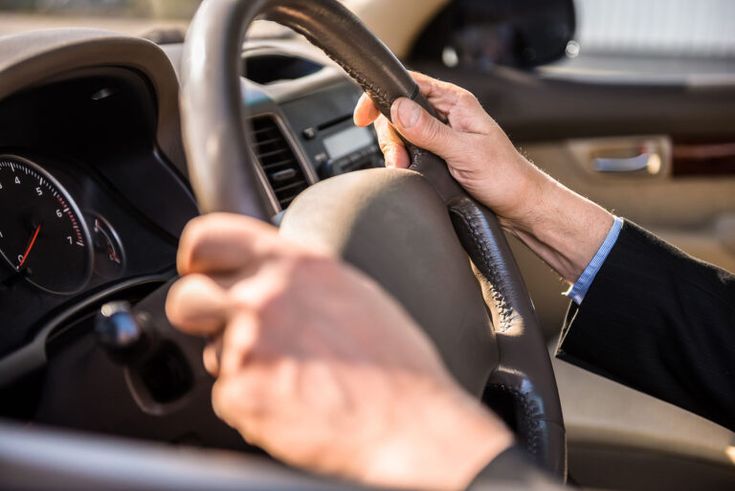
[0,0,362,38]
[0,0,362,18]
[0,1,201,19]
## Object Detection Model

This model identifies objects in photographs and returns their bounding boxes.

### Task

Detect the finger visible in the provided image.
[219,310,261,377]
[353,93,380,127]
[177,213,283,275]
[211,375,267,444]
[211,377,240,430]
[410,71,456,95]
[373,115,410,168]
[409,72,490,130]
[166,274,229,336]
[389,97,460,158]
[409,71,462,117]
[210,341,274,436]
[210,365,295,447]
[203,335,223,377]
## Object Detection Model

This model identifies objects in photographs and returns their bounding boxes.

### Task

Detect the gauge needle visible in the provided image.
[18,225,41,270]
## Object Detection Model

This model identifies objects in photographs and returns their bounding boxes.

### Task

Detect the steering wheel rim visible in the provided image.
[180,0,566,478]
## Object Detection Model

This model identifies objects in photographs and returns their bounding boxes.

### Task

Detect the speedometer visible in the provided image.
[0,155,93,294]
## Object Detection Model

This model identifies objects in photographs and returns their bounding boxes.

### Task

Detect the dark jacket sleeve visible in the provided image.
[556,220,735,431]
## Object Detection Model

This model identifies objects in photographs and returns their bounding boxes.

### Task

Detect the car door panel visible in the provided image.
[409,64,735,142]
[514,137,735,338]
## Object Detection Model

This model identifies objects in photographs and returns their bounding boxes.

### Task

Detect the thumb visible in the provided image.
[390,98,457,157]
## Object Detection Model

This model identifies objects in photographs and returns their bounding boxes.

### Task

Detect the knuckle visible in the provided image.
[281,253,331,290]
[178,216,228,271]
[211,380,235,422]
[227,252,334,324]
[181,214,218,242]
[377,120,401,143]
[422,118,444,143]
[202,344,220,376]
[253,287,288,318]
[221,320,259,368]
[232,328,255,356]
[378,139,391,154]
[164,282,186,322]
[373,114,388,130]
[178,220,204,256]
[379,140,402,157]
[229,276,287,320]
[457,90,479,106]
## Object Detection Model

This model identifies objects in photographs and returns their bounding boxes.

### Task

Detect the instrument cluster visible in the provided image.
[0,152,183,358]
[0,155,133,295]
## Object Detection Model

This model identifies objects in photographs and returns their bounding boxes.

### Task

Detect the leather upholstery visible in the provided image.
[180,0,566,477]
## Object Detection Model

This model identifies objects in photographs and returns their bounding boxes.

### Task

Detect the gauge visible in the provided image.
[90,214,125,279]
[0,155,93,294]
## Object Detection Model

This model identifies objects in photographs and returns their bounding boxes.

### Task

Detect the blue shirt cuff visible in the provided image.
[564,216,623,305]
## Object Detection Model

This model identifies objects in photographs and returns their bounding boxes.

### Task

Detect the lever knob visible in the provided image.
[95,301,147,359]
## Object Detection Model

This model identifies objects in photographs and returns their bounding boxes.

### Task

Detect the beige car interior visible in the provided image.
[0,0,732,489]
[354,1,735,488]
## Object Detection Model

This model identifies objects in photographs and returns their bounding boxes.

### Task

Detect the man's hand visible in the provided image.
[166,213,513,490]
[354,71,545,227]
[354,72,614,283]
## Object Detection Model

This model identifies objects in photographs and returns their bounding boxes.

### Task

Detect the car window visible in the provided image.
[548,0,735,82]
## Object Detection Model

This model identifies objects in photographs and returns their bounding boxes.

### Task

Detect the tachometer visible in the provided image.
[0,155,93,294]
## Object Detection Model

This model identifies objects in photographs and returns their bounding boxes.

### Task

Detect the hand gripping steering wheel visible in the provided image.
[180,0,566,478]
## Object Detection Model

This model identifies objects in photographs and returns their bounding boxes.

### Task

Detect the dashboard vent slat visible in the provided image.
[251,116,308,210]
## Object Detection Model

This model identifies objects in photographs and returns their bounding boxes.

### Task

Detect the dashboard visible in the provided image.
[0,30,381,439]
[0,68,197,362]
[189,41,387,212]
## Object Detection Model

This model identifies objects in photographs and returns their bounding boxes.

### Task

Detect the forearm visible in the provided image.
[500,165,614,284]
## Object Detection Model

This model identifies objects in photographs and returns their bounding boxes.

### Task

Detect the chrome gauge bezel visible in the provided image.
[0,154,94,295]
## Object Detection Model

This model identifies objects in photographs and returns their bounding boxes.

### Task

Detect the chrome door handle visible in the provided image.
[594,153,662,174]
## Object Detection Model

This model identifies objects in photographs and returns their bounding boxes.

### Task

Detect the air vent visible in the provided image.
[251,116,308,209]
[243,53,323,85]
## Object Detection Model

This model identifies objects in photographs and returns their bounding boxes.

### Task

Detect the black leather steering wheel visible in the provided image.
[180,0,566,479]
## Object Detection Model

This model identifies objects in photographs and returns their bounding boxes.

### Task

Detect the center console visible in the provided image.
[280,83,384,179]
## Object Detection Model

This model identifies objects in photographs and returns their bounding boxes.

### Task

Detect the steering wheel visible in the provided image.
[180,0,566,479]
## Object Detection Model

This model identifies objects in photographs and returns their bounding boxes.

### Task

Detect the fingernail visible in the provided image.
[394,98,420,129]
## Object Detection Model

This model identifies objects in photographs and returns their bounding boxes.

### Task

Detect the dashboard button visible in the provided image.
[302,127,318,140]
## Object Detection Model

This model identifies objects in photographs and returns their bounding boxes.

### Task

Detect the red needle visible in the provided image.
[18,225,41,270]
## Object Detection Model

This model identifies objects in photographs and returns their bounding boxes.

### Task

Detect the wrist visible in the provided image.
[496,163,556,237]
[358,384,514,490]
[498,166,614,283]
